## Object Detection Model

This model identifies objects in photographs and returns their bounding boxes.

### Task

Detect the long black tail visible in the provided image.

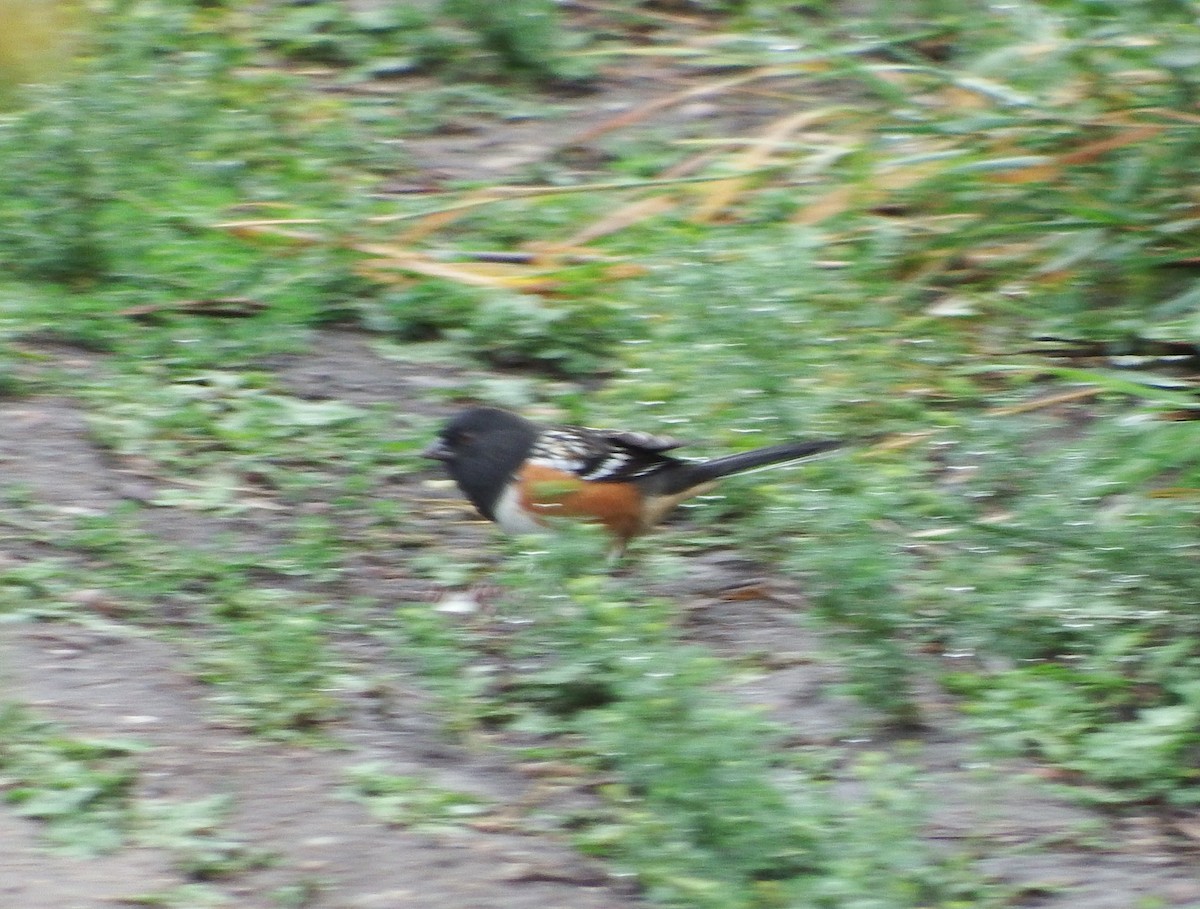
[683,438,845,487]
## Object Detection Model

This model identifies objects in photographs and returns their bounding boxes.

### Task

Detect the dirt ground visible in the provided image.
[4,37,1200,909]
[4,332,1200,908]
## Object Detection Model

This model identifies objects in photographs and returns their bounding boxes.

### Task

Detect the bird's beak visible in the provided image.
[421,439,452,461]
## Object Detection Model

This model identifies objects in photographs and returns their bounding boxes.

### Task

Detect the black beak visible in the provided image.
[421,439,452,461]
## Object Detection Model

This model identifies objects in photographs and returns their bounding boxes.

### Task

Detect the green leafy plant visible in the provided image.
[456,290,629,375]
[136,796,269,879]
[345,764,490,829]
[262,3,460,73]
[0,704,141,853]
[442,0,590,83]
[0,87,110,281]
[196,598,345,738]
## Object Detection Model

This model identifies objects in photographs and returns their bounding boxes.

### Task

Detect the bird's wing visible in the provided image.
[531,426,685,482]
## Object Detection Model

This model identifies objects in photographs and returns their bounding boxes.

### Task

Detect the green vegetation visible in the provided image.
[0,705,259,877]
[0,703,141,853]
[396,537,994,907]
[2,0,1200,905]
[346,764,490,829]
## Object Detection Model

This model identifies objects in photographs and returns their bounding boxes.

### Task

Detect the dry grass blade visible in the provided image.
[867,431,940,453]
[556,149,719,247]
[1054,124,1164,165]
[793,184,860,225]
[215,222,323,243]
[987,387,1104,416]
[359,170,790,235]
[692,109,834,224]
[568,66,791,145]
[396,189,501,245]
[218,171,794,259]
[561,195,679,247]
[1145,108,1200,125]
[987,124,1166,184]
[355,244,559,290]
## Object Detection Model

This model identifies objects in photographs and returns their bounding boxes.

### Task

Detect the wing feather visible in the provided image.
[530,425,686,483]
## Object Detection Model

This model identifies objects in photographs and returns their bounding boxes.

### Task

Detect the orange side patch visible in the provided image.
[517,463,644,541]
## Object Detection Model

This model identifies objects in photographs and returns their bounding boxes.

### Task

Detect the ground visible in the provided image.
[3,332,1200,908]
[3,18,1200,908]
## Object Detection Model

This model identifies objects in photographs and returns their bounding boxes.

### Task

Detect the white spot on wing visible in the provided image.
[580,451,632,480]
[531,430,590,474]
[530,426,674,482]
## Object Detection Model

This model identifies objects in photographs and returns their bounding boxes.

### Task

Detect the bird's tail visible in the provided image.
[681,438,845,487]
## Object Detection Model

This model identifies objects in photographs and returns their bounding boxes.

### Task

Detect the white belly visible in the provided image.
[492,484,548,534]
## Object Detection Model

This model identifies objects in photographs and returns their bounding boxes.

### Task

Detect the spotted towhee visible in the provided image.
[423,406,843,550]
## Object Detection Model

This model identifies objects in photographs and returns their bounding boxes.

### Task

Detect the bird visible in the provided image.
[422,406,844,551]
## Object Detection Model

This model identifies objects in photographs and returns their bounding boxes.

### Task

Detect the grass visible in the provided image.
[2,0,1200,904]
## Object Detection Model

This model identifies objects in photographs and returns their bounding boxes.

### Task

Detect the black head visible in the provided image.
[422,407,540,520]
